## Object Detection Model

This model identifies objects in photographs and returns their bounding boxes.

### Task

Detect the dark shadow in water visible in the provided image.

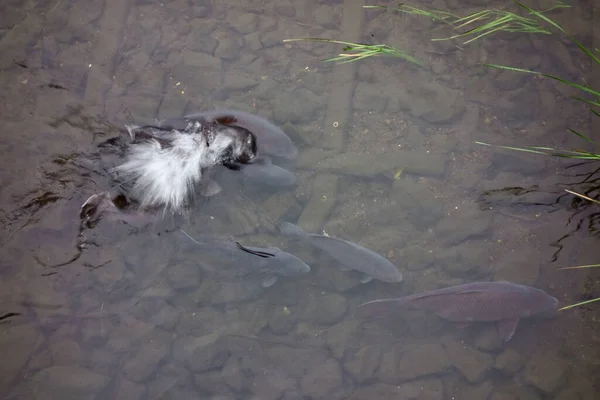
[478,161,600,262]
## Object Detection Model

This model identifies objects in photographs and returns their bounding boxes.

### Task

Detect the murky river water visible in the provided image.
[0,0,599,399]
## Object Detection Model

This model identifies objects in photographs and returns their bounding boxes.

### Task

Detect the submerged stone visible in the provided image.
[443,339,494,383]
[396,343,452,381]
[28,366,109,399]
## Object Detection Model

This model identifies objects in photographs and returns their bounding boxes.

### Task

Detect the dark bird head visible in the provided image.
[218,125,258,170]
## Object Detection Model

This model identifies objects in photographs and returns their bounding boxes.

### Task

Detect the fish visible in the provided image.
[278,221,403,283]
[179,230,310,288]
[160,109,298,160]
[239,156,297,187]
[357,281,559,341]
[111,118,258,213]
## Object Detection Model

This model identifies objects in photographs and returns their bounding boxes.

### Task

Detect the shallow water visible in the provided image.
[0,0,599,399]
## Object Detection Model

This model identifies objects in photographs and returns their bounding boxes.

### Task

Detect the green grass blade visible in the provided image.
[568,37,600,64]
[526,146,561,150]
[558,263,600,270]
[483,64,539,73]
[363,4,457,23]
[483,64,600,98]
[283,38,421,65]
[515,1,566,33]
[559,297,600,311]
[515,1,600,64]
[283,38,370,47]
[571,96,600,108]
[462,25,513,44]
[476,142,600,160]
[540,1,572,12]
[367,2,559,46]
[474,141,552,155]
[567,128,597,145]
[551,151,600,160]
[453,11,494,28]
[543,74,600,97]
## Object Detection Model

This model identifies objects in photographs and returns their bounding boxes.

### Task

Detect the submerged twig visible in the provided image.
[564,189,600,206]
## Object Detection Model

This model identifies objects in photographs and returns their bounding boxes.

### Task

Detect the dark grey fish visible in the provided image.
[357,281,559,341]
[240,156,297,187]
[160,109,298,159]
[179,230,310,287]
[278,221,403,283]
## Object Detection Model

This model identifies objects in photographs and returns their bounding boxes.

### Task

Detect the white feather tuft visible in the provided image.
[112,131,235,214]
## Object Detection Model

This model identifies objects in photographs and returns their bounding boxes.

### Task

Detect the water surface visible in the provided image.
[0,0,598,399]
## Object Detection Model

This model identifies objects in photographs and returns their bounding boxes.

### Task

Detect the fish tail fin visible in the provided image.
[356,299,406,320]
[277,221,306,238]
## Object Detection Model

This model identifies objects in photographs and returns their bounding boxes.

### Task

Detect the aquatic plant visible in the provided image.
[326,1,600,164]
[283,2,567,64]
[284,1,600,310]
[281,38,421,65]
[556,259,600,310]
[364,2,568,44]
[437,2,600,311]
[469,2,600,162]
[554,188,600,310]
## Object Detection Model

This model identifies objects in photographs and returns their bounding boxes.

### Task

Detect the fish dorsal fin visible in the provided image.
[497,317,520,342]
[235,242,276,259]
[411,289,484,301]
[456,289,485,295]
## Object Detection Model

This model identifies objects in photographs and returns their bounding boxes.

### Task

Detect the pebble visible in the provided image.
[311,292,348,325]
[434,208,493,246]
[443,339,494,383]
[523,350,567,393]
[399,79,466,124]
[215,33,244,60]
[268,307,297,335]
[353,82,389,112]
[122,337,169,382]
[172,333,229,373]
[396,343,452,381]
[494,348,525,375]
[474,326,504,352]
[299,358,343,399]
[0,325,39,388]
[273,88,321,124]
[343,345,382,384]
[29,366,109,399]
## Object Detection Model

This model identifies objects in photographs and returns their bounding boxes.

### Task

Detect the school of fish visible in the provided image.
[76,108,561,344]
